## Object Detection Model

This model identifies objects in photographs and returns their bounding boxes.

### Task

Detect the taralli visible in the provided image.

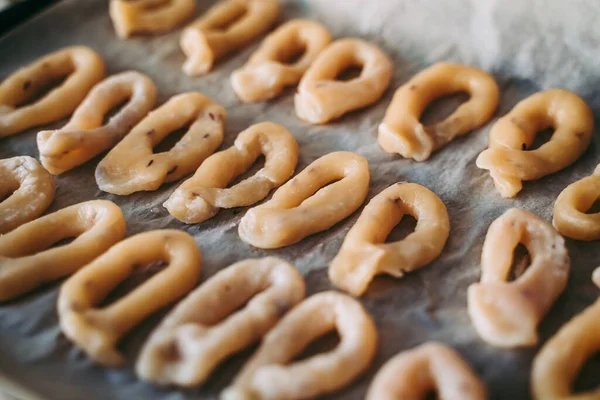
[0,46,105,137]
[165,122,298,223]
[238,151,370,249]
[378,63,500,161]
[0,200,125,302]
[366,342,487,400]
[136,257,305,386]
[468,208,570,348]
[58,230,201,367]
[180,0,280,76]
[593,267,600,288]
[476,89,594,198]
[221,291,378,400]
[38,71,157,175]
[95,92,226,195]
[231,19,332,103]
[294,38,393,124]
[329,182,450,296]
[0,156,55,234]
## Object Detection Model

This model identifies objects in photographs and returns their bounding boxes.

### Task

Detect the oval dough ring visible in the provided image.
[221,290,377,400]
[164,121,299,223]
[136,256,305,386]
[0,156,55,234]
[329,182,450,296]
[58,229,201,367]
[231,19,332,103]
[180,0,280,76]
[468,208,570,348]
[476,89,594,198]
[95,92,226,195]
[37,71,157,175]
[0,46,105,137]
[238,151,370,249]
[0,200,126,302]
[294,38,393,124]
[378,62,500,162]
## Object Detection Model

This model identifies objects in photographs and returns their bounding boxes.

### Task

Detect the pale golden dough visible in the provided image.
[58,229,201,367]
[0,46,105,137]
[221,291,377,400]
[329,182,450,296]
[468,208,569,348]
[95,92,226,195]
[0,200,125,302]
[378,63,500,162]
[238,151,370,249]
[38,71,157,175]
[231,19,332,103]
[476,89,594,198]
[164,122,298,223]
[593,267,600,288]
[136,257,305,386]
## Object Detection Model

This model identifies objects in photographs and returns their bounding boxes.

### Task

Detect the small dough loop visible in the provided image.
[238,151,370,249]
[468,208,570,348]
[221,290,377,400]
[164,122,299,223]
[329,182,450,296]
[476,89,594,198]
[95,92,226,195]
[38,71,157,175]
[593,267,600,288]
[0,156,55,234]
[180,0,280,76]
[58,229,201,367]
[0,46,105,137]
[231,19,332,103]
[136,257,305,386]
[294,38,393,124]
[378,63,500,162]
[0,200,126,302]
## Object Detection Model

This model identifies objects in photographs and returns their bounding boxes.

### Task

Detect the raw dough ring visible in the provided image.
[0,200,126,302]
[468,208,570,348]
[180,0,280,76]
[221,290,377,400]
[0,46,105,137]
[294,38,393,124]
[366,342,487,400]
[95,92,226,195]
[476,89,594,198]
[136,256,305,386]
[238,151,370,249]
[58,229,201,367]
[231,19,332,103]
[0,156,55,234]
[378,63,500,162]
[329,182,450,296]
[164,122,299,223]
[37,71,157,175]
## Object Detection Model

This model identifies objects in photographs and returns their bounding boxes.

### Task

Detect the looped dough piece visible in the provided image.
[221,290,377,400]
[0,46,105,137]
[180,0,280,76]
[37,71,157,175]
[238,151,370,249]
[136,257,305,386]
[329,182,450,296]
[468,208,570,348]
[231,19,332,103]
[593,267,600,288]
[58,229,201,367]
[95,92,226,195]
[294,38,393,124]
[378,63,500,162]
[0,200,125,302]
[0,156,55,234]
[476,89,594,198]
